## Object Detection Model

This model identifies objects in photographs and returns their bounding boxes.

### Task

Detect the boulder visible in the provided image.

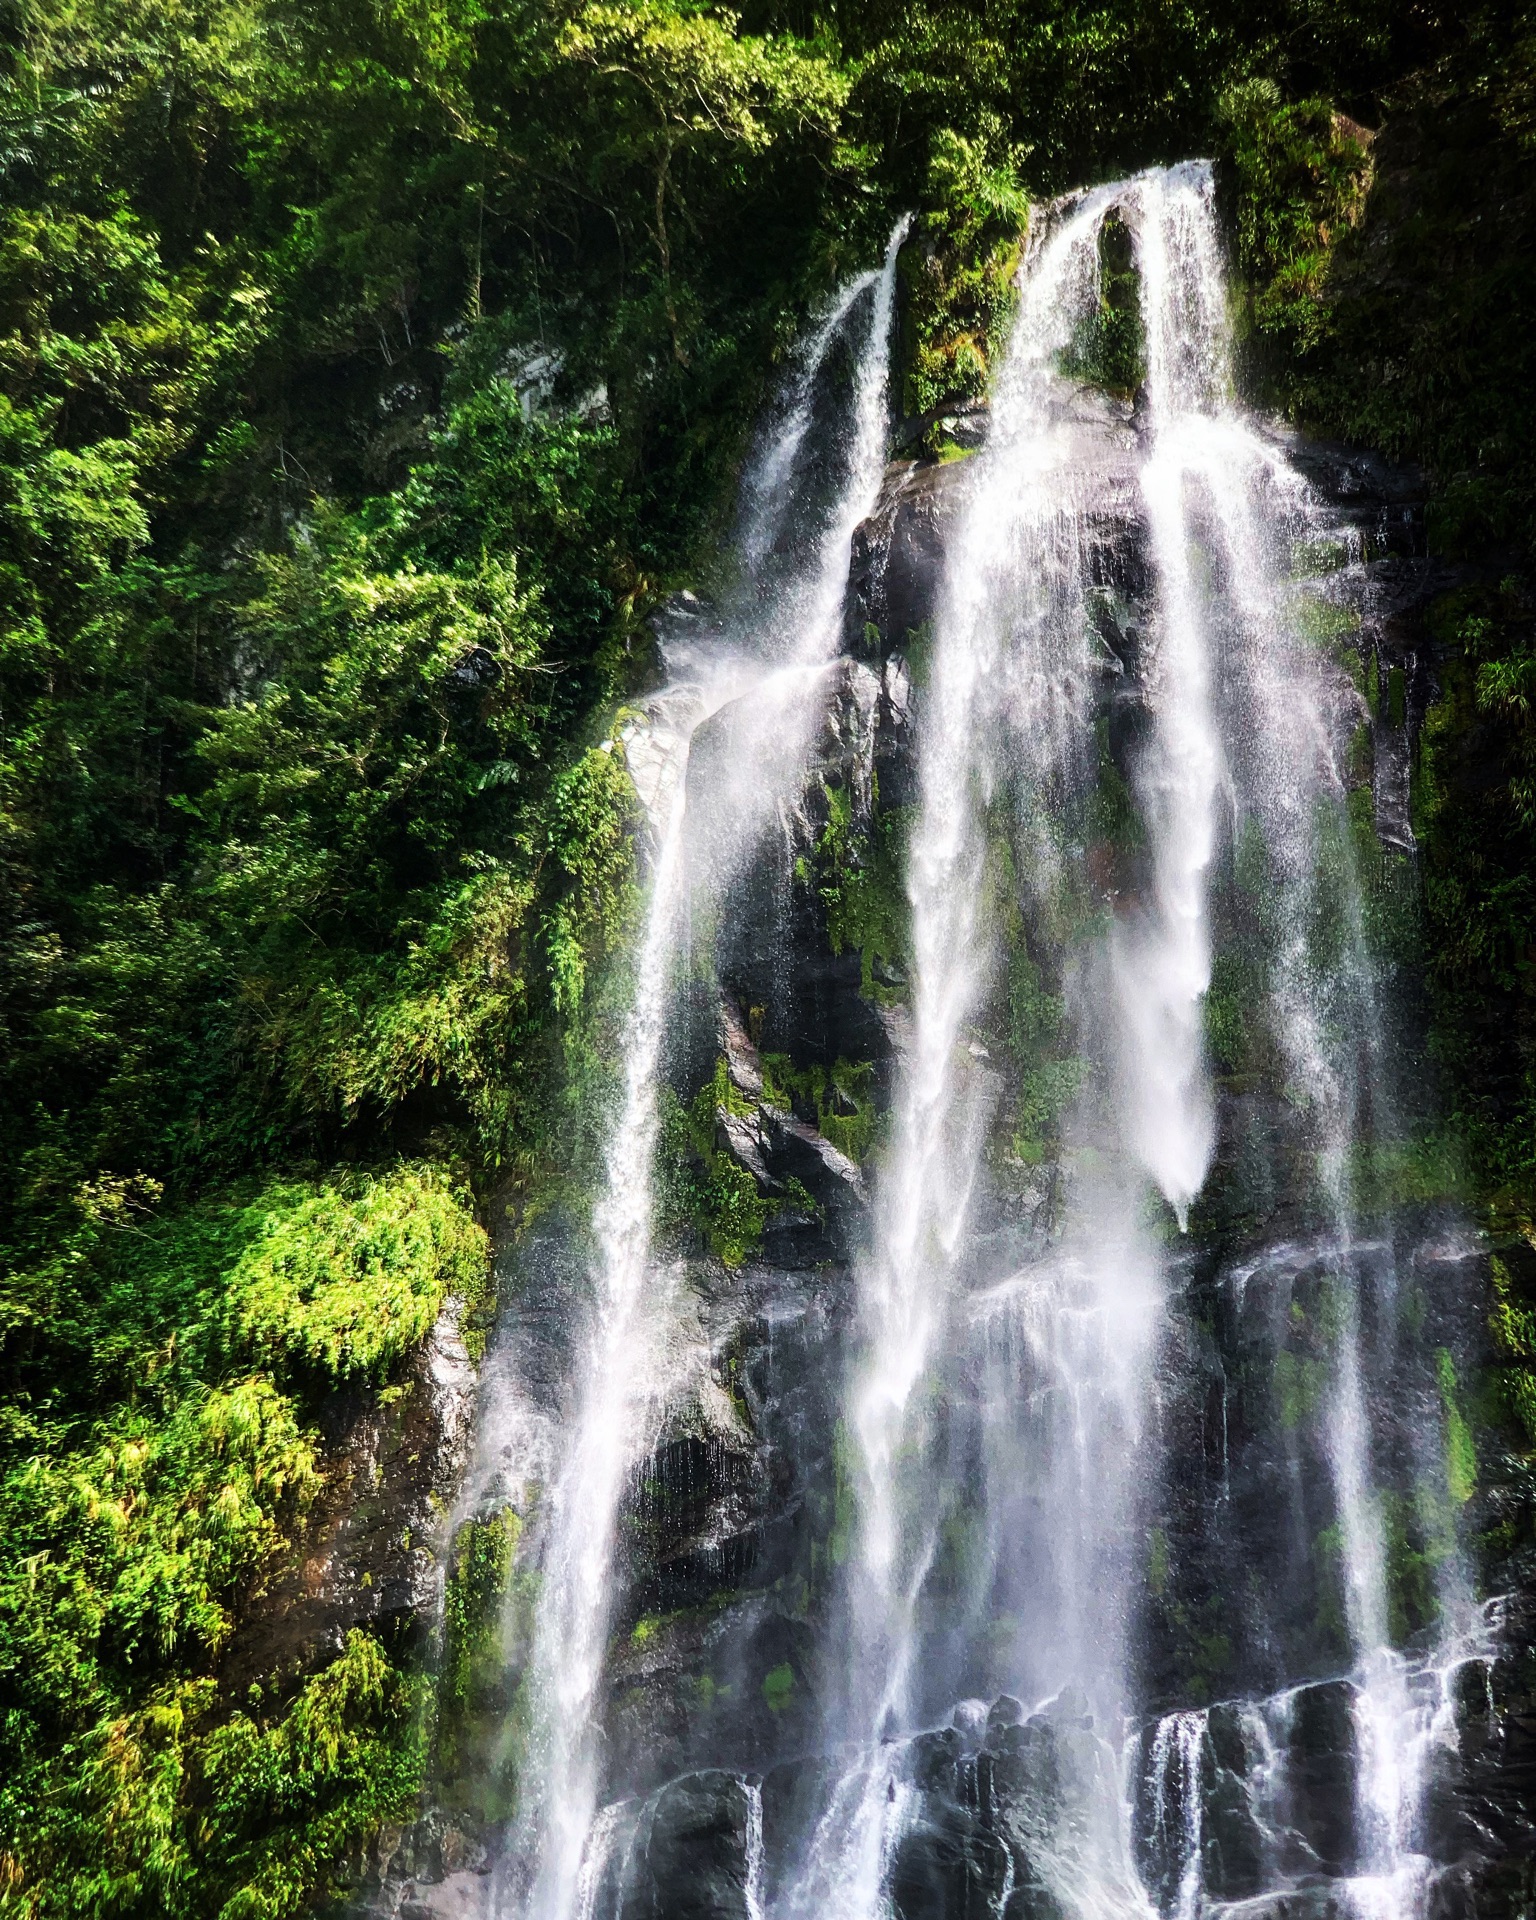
[1283,1681,1360,1877]
[621,1772,759,1920]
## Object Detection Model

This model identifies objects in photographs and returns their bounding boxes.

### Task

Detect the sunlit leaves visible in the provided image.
[227,1166,487,1381]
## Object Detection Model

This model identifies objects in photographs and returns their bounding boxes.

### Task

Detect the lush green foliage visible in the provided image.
[1,1626,426,1919]
[230,1168,489,1382]
[0,1163,480,1912]
[3,0,1536,1903]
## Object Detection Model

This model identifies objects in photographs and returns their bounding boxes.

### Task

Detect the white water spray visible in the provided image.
[1117,164,1478,1920]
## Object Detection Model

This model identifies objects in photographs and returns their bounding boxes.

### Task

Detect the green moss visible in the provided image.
[1086,713,1145,853]
[441,1508,521,1726]
[544,744,645,1024]
[1059,213,1145,398]
[761,1662,795,1714]
[1006,950,1063,1060]
[1295,595,1361,654]
[1381,1488,1453,1646]
[1274,1348,1327,1430]
[1205,947,1267,1080]
[1346,1132,1467,1216]
[1008,1057,1086,1166]
[761,1054,878,1164]
[1490,1254,1536,1451]
[1147,1527,1170,1599]
[815,783,913,1004]
[1312,1520,1349,1654]
[1437,1349,1478,1506]
[653,1058,825,1267]
[1219,79,1374,377]
[933,1501,987,1596]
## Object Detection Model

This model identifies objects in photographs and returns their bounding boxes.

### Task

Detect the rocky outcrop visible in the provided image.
[222,1300,478,1696]
[843,384,1146,662]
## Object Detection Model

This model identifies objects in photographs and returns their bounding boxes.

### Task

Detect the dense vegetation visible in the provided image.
[2,0,1535,1910]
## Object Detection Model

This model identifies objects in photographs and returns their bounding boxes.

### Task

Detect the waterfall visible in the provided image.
[1116,165,1481,1914]
[459,161,1494,1920]
[779,162,1478,1920]
[500,679,701,1920]
[1143,1710,1208,1920]
[843,185,1120,1748]
[493,217,907,1920]
[784,184,1165,1920]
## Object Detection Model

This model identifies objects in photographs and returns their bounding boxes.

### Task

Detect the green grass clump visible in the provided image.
[230,1169,489,1385]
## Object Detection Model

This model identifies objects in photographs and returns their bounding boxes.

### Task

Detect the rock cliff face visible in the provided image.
[355,394,1536,1920]
[225,1301,479,1696]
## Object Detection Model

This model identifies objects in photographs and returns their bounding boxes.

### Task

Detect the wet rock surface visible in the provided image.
[843,386,1146,663]
[222,1302,477,1696]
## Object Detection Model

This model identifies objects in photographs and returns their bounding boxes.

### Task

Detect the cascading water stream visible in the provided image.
[496,218,907,1920]
[1144,1711,1208,1920]
[1111,165,1224,1224]
[778,162,1477,1920]
[781,186,1167,1920]
[501,689,702,1920]
[845,184,1121,1747]
[1116,163,1479,1918]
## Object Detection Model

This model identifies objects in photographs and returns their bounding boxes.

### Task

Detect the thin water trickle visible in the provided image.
[1145,1710,1206,1920]
[744,1780,768,1920]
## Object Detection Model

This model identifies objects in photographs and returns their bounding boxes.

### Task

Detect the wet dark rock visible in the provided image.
[1284,1681,1360,1876]
[696,657,901,1088]
[620,1772,759,1920]
[1195,1703,1267,1899]
[716,1103,777,1189]
[1272,428,1426,555]
[844,460,958,657]
[711,988,868,1220]
[892,396,991,457]
[908,1726,964,1788]
[401,395,1529,1920]
[757,1102,866,1212]
[719,996,765,1101]
[445,644,501,690]
[350,1809,495,1918]
[888,1800,1010,1920]
[1202,1757,1266,1901]
[843,388,1147,664]
[875,651,917,806]
[1210,1883,1354,1920]
[1001,1885,1067,1920]
[987,1694,1026,1733]
[1422,1599,1536,1917]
